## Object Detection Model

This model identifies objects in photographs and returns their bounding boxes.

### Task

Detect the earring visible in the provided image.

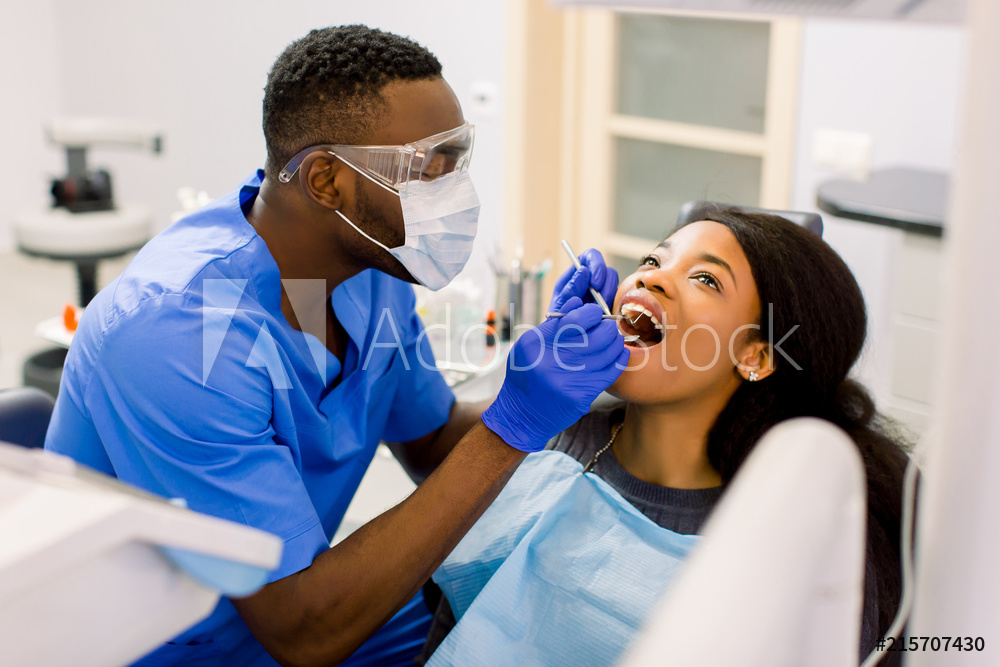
[748,371,759,382]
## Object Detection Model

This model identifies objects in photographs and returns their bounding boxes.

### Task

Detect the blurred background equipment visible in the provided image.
[17,118,162,306]
[14,118,163,398]
[489,243,551,342]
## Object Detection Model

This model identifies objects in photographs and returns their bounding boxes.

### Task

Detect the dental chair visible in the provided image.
[0,386,55,449]
[621,418,866,667]
[676,200,824,237]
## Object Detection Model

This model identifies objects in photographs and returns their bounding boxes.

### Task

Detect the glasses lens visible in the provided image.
[280,124,475,190]
[415,125,474,182]
[356,148,405,185]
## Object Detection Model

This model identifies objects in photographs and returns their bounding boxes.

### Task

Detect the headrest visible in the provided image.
[675,200,824,238]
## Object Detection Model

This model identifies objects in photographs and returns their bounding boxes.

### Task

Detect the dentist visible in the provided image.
[45,25,627,667]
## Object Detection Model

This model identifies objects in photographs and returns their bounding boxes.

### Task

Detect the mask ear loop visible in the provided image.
[333,209,394,254]
[329,154,404,254]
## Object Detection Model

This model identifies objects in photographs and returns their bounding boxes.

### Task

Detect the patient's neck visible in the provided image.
[613,400,724,490]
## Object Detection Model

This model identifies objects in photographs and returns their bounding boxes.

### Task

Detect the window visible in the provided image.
[505,3,801,286]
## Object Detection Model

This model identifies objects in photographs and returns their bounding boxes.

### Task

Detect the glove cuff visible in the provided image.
[481,401,546,453]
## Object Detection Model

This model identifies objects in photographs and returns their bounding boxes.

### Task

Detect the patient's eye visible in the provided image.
[639,254,660,268]
[694,273,720,291]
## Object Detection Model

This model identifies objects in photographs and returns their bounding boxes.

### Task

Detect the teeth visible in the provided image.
[620,302,663,329]
[619,327,641,343]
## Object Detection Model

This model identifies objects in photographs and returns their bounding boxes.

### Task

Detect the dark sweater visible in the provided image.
[547,406,722,534]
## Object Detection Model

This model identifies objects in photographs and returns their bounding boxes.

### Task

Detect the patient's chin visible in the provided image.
[607,366,658,403]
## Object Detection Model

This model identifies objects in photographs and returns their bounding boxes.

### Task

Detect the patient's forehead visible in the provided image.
[658,221,755,291]
[662,220,741,255]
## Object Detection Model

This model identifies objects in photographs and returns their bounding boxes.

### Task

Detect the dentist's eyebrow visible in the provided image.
[656,240,738,291]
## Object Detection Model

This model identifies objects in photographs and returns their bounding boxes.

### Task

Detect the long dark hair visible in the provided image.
[693,209,909,651]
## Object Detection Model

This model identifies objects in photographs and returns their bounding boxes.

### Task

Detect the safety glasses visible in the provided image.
[278,122,475,193]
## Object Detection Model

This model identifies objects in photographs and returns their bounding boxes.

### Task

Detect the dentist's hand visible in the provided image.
[482,297,629,452]
[548,248,619,314]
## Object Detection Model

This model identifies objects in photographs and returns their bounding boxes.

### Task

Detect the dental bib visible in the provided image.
[429,451,700,666]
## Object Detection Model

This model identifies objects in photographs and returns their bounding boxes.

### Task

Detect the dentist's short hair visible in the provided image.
[263,25,442,179]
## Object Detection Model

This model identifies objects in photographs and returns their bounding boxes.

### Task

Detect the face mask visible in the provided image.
[335,170,480,291]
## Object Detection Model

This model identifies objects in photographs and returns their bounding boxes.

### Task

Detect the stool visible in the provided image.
[15,206,151,395]
[15,206,151,305]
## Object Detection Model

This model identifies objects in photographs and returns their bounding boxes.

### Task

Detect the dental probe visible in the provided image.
[560,240,614,317]
[544,312,622,319]
[559,239,640,343]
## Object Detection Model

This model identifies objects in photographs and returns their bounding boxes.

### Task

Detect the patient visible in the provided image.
[419,208,908,666]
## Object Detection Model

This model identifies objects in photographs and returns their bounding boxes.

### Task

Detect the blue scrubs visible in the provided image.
[45,171,455,665]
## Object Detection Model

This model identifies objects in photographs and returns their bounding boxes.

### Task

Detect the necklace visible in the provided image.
[582,422,624,474]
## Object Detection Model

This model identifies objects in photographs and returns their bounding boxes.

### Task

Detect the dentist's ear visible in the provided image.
[298,153,348,211]
[736,341,776,382]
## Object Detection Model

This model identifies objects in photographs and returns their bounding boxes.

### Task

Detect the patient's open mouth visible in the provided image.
[619,303,665,347]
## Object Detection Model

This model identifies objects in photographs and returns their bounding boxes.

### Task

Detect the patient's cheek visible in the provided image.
[608,368,649,402]
[680,327,724,369]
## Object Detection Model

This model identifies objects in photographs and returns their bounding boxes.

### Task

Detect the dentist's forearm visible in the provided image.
[232,421,523,667]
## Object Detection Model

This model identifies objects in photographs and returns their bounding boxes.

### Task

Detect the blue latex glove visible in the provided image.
[549,248,619,315]
[482,298,629,452]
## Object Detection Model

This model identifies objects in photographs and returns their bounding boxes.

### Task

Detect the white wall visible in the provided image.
[791,19,966,402]
[0,0,62,253]
[8,0,506,287]
[4,5,968,400]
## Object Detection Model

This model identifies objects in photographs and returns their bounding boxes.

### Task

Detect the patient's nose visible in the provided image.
[635,270,676,299]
